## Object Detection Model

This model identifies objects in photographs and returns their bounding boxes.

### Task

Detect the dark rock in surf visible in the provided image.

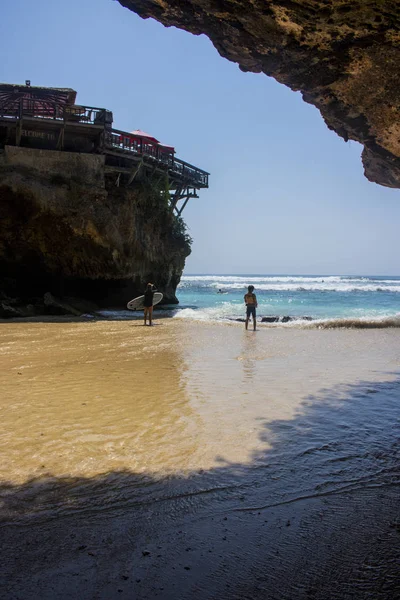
[261,316,280,323]
[261,315,313,323]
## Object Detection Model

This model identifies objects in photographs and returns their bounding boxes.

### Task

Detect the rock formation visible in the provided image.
[0,146,190,317]
[119,0,400,188]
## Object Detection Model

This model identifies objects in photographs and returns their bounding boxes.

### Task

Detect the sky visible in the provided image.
[1,0,400,275]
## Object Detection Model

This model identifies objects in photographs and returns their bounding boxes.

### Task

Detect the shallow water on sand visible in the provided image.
[1,320,400,500]
[1,320,400,599]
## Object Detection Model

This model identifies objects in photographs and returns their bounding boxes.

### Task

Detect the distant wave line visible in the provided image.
[181,276,400,287]
[179,282,400,293]
[182,275,345,283]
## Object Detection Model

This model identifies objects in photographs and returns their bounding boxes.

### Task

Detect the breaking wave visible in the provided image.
[179,275,400,294]
[173,305,400,329]
[99,274,400,329]
[302,315,400,329]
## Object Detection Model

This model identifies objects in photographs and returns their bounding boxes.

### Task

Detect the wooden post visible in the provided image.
[57,125,65,150]
[149,163,158,179]
[177,194,190,216]
[170,185,183,212]
[16,119,22,146]
[97,130,105,153]
[127,159,143,185]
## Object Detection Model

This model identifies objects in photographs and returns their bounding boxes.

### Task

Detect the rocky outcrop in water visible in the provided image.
[261,315,313,323]
[119,0,400,188]
[0,146,190,317]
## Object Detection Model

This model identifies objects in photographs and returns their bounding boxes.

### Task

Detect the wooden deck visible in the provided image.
[104,129,209,189]
[0,91,209,214]
[0,82,209,215]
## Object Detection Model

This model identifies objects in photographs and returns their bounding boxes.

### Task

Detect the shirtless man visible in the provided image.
[244,285,258,331]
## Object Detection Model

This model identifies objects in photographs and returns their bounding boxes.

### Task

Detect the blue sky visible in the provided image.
[2,0,399,275]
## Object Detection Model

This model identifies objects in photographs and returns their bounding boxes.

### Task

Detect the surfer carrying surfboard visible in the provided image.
[126,288,163,316]
[143,283,157,326]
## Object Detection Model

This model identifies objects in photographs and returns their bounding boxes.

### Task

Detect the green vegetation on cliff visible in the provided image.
[0,146,191,317]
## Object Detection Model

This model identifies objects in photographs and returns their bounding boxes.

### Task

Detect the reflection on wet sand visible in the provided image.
[1,320,400,599]
[1,321,198,481]
[239,332,257,382]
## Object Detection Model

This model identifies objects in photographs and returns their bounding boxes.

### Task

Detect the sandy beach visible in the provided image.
[1,318,400,599]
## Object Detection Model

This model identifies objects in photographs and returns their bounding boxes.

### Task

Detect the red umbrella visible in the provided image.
[158,143,175,154]
[130,129,159,144]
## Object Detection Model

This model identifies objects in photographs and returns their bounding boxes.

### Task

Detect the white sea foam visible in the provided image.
[173,302,243,322]
[97,275,400,326]
[179,275,400,293]
[96,306,400,329]
[172,307,400,329]
[181,275,345,284]
[210,283,400,293]
[181,275,400,283]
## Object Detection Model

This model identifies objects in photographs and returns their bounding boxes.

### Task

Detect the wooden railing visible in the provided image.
[0,99,209,188]
[170,157,209,187]
[108,129,169,163]
[0,99,111,126]
[106,129,209,187]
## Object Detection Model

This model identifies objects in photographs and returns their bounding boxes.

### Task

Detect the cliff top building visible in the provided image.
[0,81,209,215]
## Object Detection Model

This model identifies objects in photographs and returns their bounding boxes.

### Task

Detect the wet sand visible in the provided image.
[1,319,399,599]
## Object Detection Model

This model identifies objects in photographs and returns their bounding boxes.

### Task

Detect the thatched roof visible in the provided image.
[0,83,77,106]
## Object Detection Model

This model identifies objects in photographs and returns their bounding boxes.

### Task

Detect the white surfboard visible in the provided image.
[127,292,163,311]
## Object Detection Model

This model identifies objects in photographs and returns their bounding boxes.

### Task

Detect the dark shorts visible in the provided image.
[246,305,256,318]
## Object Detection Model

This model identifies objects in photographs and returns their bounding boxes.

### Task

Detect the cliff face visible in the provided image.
[119,0,400,188]
[0,146,190,316]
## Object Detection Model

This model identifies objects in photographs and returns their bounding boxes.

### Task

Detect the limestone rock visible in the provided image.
[43,293,82,316]
[119,0,400,188]
[0,146,190,313]
[0,302,22,319]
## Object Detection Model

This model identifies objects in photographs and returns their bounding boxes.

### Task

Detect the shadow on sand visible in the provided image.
[1,373,400,600]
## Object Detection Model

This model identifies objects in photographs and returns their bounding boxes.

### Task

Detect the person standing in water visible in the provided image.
[244,285,258,331]
[143,283,156,326]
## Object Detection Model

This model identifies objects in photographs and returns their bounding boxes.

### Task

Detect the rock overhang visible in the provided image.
[118,0,400,188]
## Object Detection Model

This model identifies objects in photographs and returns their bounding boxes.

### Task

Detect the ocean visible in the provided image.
[173,274,400,327]
[99,274,400,327]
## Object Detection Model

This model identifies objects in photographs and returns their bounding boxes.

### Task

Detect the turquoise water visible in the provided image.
[173,274,400,327]
[99,274,400,327]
